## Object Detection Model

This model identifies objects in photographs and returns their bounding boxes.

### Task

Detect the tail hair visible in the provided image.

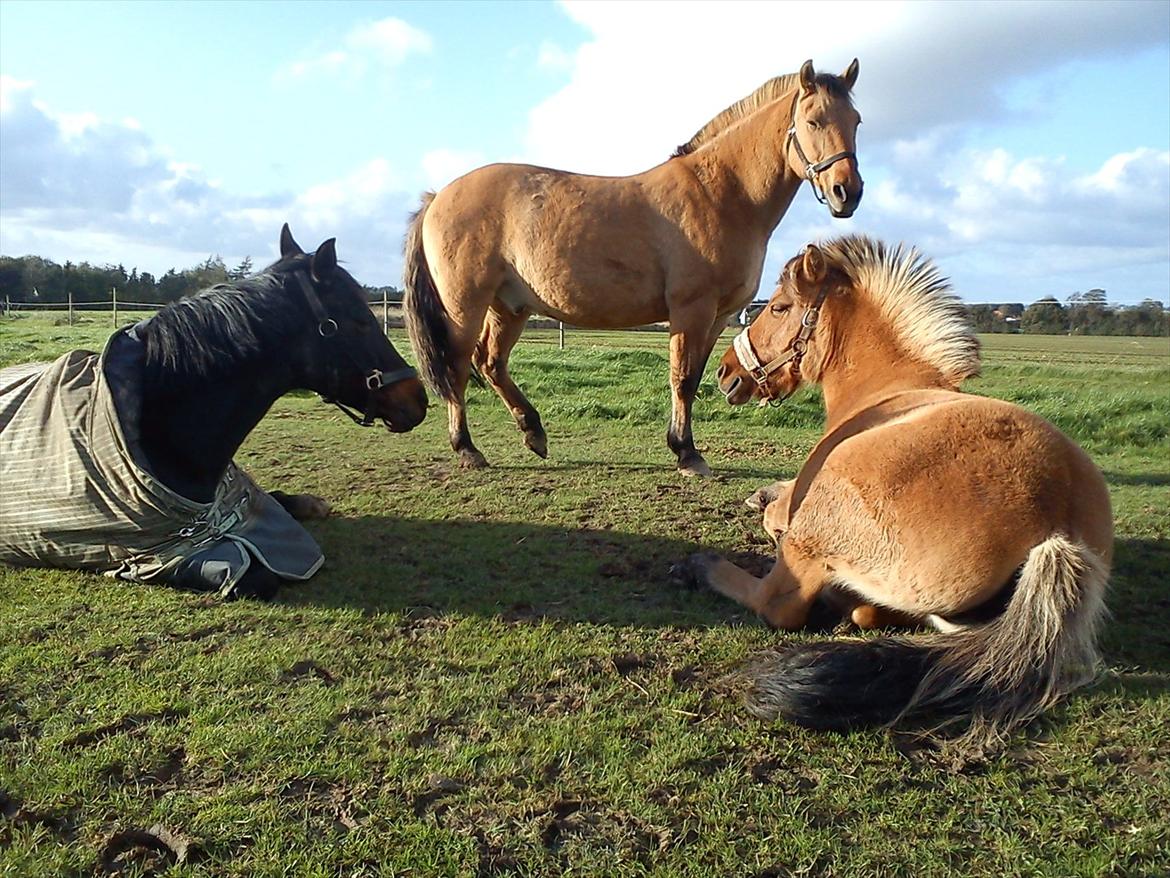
[746,534,1109,747]
[403,191,457,400]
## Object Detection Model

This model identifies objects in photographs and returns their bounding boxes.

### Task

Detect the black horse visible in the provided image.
[0,225,427,598]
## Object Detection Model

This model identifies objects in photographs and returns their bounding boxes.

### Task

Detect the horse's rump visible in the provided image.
[0,330,323,595]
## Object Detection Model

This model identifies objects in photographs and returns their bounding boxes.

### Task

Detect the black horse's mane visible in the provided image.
[140,257,310,391]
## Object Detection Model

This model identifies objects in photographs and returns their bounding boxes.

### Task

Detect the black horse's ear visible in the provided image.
[310,238,338,282]
[280,223,304,257]
[841,58,859,91]
[799,60,816,95]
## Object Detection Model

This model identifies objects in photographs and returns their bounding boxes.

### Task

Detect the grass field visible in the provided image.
[2,314,1168,877]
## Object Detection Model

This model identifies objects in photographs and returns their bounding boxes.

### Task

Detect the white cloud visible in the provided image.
[0,82,416,285]
[277,16,432,82]
[536,41,573,73]
[421,148,488,190]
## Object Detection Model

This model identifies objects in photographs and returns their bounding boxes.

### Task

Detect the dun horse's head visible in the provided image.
[788,59,863,218]
[279,225,428,433]
[717,245,843,406]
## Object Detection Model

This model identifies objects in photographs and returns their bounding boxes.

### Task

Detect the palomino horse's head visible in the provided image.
[717,245,843,406]
[277,225,428,432]
[788,59,863,218]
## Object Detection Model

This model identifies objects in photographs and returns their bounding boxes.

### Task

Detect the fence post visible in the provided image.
[3,295,8,317]
[383,288,389,335]
[112,287,118,327]
[68,290,74,326]
[559,321,565,350]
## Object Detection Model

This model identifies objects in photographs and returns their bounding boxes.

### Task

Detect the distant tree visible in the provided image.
[229,256,254,280]
[1021,296,1068,334]
[967,304,996,333]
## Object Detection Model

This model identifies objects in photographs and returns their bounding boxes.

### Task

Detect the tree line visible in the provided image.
[0,254,403,306]
[1,253,1165,336]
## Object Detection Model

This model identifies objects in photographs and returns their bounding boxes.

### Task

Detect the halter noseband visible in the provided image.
[786,99,856,207]
[731,282,830,406]
[294,271,417,427]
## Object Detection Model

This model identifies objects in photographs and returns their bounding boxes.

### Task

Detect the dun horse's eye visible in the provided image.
[806,119,821,130]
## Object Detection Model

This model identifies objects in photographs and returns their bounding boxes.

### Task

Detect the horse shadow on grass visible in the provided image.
[282,516,763,630]
[282,517,1170,673]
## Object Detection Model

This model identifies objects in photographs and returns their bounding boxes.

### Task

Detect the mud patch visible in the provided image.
[63,708,187,749]
[98,824,195,875]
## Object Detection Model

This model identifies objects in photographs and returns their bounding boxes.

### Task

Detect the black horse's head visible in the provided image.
[274,225,427,432]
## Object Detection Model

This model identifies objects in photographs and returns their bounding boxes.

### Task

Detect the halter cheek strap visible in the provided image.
[293,271,417,427]
[731,282,830,406]
[786,101,856,206]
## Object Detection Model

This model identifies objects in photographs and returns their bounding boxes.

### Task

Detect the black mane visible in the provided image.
[140,256,310,391]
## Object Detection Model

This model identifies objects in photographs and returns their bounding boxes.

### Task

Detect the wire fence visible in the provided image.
[2,290,691,350]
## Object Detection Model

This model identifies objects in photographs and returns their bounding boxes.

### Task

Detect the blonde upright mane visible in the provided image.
[820,235,981,384]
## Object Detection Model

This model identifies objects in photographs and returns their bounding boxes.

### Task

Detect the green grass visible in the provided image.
[2,315,1168,877]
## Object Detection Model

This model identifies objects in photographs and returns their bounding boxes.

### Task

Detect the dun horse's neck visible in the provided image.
[818,316,954,432]
[139,354,295,503]
[690,95,803,232]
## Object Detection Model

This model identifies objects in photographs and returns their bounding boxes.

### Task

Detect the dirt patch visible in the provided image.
[98,824,195,875]
[278,660,337,686]
[63,708,187,749]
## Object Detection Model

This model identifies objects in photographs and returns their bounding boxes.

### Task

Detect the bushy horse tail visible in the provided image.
[403,191,457,400]
[745,534,1108,745]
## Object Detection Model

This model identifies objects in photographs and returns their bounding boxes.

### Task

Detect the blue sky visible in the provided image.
[2,0,1168,304]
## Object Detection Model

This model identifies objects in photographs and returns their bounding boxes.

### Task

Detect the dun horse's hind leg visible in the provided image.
[474,304,548,458]
[667,308,721,476]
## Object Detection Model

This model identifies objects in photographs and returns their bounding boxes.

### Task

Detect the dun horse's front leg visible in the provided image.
[681,545,826,630]
[666,311,721,476]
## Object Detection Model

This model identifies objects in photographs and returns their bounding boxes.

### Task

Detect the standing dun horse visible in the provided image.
[405,60,863,475]
[685,235,1112,745]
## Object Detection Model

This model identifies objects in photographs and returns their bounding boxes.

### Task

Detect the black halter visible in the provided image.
[293,271,417,427]
[785,102,856,207]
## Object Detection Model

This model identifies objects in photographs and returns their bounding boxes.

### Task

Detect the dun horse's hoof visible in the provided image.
[524,431,549,459]
[669,552,719,590]
[678,456,711,478]
[458,449,490,469]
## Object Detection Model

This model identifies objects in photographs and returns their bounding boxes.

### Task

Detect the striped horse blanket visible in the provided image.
[0,328,323,596]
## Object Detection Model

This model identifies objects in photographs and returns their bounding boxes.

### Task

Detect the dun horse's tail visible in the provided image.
[403,191,457,400]
[745,534,1108,745]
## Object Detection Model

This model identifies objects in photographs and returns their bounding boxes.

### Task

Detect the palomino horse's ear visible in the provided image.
[310,238,338,282]
[801,245,827,285]
[799,60,816,95]
[841,58,859,91]
[280,223,304,258]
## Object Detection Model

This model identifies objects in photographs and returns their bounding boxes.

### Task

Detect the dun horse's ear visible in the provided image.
[841,58,859,91]
[310,238,338,282]
[280,224,304,258]
[799,60,816,95]
[802,245,827,285]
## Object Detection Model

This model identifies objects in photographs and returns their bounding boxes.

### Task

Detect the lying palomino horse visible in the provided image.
[405,59,863,475]
[687,235,1112,744]
[0,226,427,598]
